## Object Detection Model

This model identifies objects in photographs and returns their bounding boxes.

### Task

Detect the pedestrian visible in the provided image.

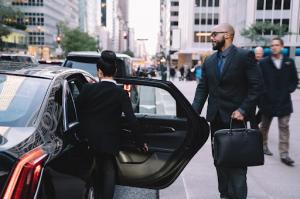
[192,23,263,199]
[255,46,264,62]
[179,66,185,81]
[76,50,148,199]
[258,37,299,166]
[169,65,176,81]
[194,60,203,83]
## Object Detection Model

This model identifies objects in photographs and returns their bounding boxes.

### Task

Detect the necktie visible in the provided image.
[217,55,224,79]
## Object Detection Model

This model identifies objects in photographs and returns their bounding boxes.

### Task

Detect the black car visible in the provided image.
[62,51,139,111]
[63,51,133,78]
[0,65,209,199]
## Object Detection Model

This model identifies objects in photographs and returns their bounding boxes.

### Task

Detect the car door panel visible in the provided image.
[37,74,94,199]
[115,77,209,189]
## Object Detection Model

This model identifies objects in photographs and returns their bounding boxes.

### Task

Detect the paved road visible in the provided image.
[160,79,300,199]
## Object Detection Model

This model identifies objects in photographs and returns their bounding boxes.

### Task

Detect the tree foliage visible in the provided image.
[240,21,290,45]
[122,50,134,57]
[59,24,97,56]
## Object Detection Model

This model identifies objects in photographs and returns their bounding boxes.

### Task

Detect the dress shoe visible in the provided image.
[281,156,295,166]
[263,145,273,156]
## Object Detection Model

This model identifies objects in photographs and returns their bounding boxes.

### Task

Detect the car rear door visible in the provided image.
[115,77,209,189]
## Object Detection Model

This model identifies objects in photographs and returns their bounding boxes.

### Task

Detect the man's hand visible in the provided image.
[231,110,244,121]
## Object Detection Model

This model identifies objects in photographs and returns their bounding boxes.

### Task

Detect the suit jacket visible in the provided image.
[76,81,138,154]
[192,45,263,123]
[258,56,299,117]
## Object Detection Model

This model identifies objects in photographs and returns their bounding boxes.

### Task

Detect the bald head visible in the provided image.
[212,23,235,37]
[255,46,264,61]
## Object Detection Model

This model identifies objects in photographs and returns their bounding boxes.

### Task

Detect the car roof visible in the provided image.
[0,62,88,79]
[67,51,131,59]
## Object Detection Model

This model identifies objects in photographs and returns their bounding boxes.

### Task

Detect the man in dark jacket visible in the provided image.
[258,37,299,166]
[76,50,147,199]
[192,23,263,199]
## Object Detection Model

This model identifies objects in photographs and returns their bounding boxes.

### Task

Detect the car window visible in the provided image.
[66,90,77,124]
[133,85,176,116]
[0,74,50,127]
[64,60,97,76]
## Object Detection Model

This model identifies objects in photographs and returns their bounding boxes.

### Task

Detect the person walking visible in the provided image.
[76,50,147,199]
[255,46,264,62]
[194,60,203,83]
[192,23,263,199]
[258,37,299,166]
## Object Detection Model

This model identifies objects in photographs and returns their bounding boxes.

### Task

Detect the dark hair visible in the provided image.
[272,37,284,46]
[96,50,117,76]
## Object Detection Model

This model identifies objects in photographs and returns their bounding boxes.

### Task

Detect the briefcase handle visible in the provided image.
[229,118,247,131]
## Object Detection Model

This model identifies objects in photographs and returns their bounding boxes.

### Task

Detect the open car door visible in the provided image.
[116,77,209,189]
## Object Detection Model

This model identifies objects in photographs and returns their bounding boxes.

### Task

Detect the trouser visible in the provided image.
[210,114,248,199]
[259,114,291,158]
[94,153,117,199]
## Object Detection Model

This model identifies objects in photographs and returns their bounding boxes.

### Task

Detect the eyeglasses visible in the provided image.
[211,31,227,37]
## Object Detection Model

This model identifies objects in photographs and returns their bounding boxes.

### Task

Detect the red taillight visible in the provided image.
[3,147,48,199]
[123,84,132,97]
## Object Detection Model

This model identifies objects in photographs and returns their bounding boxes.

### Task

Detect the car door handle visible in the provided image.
[156,126,175,133]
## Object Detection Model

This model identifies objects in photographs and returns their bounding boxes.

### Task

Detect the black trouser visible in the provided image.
[210,114,248,199]
[94,153,116,199]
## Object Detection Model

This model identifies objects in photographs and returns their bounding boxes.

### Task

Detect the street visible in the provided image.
[160,79,300,199]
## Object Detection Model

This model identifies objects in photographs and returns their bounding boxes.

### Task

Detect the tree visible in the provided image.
[122,50,134,57]
[240,21,290,46]
[59,24,97,56]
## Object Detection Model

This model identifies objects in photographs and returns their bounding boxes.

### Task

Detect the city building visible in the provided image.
[101,0,130,52]
[10,0,79,60]
[160,0,300,67]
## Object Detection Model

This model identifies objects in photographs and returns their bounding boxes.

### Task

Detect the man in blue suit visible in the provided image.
[192,23,263,199]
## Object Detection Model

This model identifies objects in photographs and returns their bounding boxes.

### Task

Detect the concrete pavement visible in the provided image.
[160,79,300,199]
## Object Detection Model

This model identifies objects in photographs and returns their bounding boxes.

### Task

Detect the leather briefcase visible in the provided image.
[213,120,264,167]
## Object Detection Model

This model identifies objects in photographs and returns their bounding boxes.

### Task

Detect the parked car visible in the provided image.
[0,54,38,64]
[63,51,133,77]
[38,59,64,66]
[0,65,209,199]
[63,51,138,111]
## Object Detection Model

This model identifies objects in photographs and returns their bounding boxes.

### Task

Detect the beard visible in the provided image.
[212,37,225,51]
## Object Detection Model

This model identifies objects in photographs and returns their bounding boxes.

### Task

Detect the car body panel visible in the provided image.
[0,65,209,199]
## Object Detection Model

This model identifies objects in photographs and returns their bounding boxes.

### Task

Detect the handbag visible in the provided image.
[213,119,264,167]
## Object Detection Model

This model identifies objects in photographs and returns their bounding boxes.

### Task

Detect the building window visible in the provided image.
[12,0,43,6]
[282,19,289,32]
[171,1,179,6]
[194,32,199,42]
[257,0,264,10]
[266,0,273,10]
[171,21,178,26]
[215,0,219,6]
[274,0,282,9]
[208,0,213,7]
[273,19,280,24]
[201,0,206,7]
[265,19,272,35]
[101,0,106,26]
[200,13,206,25]
[214,13,219,25]
[171,11,179,16]
[194,32,211,43]
[194,13,200,25]
[195,0,200,7]
[283,0,290,9]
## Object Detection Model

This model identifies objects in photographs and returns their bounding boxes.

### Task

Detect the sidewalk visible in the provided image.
[160,80,300,199]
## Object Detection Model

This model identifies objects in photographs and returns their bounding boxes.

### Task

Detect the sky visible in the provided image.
[129,0,160,55]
